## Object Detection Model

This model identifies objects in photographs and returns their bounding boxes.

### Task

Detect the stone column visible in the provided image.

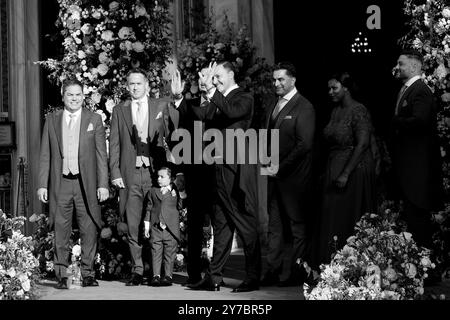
[210,0,274,63]
[8,0,41,234]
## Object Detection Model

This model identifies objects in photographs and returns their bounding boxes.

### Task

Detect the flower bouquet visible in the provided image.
[306,207,435,300]
[0,210,41,300]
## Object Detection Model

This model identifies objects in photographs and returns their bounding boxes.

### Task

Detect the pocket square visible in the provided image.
[284,115,293,119]
[402,100,408,107]
[155,111,163,120]
[87,123,94,131]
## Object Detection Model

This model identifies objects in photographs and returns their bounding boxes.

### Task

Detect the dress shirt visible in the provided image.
[64,108,82,126]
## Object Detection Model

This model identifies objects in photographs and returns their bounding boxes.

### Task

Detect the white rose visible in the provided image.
[78,50,86,59]
[134,5,147,17]
[132,41,145,53]
[21,279,31,292]
[92,10,102,19]
[98,52,109,64]
[109,1,120,11]
[72,244,81,257]
[0,284,3,292]
[97,64,109,76]
[81,23,92,35]
[405,263,417,278]
[442,8,450,19]
[16,289,24,297]
[105,99,116,113]
[421,256,432,267]
[91,92,102,104]
[118,27,132,39]
[435,64,448,80]
[7,267,16,278]
[125,41,133,51]
[101,30,114,42]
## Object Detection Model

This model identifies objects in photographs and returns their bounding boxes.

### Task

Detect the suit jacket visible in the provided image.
[38,108,108,229]
[196,87,258,217]
[262,91,316,221]
[109,97,170,217]
[145,184,182,242]
[392,79,442,210]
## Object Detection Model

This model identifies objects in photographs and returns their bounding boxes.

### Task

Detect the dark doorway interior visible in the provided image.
[273,0,408,138]
[39,0,62,116]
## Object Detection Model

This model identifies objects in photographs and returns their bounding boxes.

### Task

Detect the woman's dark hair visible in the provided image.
[329,71,359,97]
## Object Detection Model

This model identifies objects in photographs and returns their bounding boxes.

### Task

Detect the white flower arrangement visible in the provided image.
[306,210,434,300]
[36,0,173,131]
[0,211,40,300]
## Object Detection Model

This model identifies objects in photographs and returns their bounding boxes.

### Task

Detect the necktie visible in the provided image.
[395,85,407,115]
[271,97,285,120]
[68,114,76,130]
[136,101,143,120]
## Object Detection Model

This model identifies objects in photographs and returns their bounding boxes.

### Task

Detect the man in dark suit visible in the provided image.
[391,50,443,248]
[260,62,315,287]
[164,68,216,286]
[38,78,109,289]
[188,61,261,293]
[109,68,170,286]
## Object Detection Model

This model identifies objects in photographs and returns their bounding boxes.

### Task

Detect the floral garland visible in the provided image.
[36,0,173,129]
[306,207,434,300]
[399,0,450,277]
[176,14,274,125]
[0,210,41,300]
[399,0,450,193]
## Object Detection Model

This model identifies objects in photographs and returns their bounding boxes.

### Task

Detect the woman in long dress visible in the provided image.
[315,72,377,266]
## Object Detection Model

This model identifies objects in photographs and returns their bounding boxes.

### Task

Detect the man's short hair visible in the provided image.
[217,61,237,75]
[401,49,423,64]
[126,68,149,81]
[61,78,84,95]
[273,61,297,78]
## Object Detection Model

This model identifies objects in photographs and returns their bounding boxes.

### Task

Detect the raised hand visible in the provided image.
[171,69,185,98]
[198,61,217,91]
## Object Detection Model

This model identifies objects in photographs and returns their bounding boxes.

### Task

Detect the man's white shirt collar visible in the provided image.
[404,75,421,88]
[64,108,82,125]
[281,87,298,102]
[224,84,239,97]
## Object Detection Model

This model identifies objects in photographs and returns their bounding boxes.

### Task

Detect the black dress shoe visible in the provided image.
[56,278,68,289]
[188,277,220,291]
[150,275,161,287]
[82,276,99,287]
[260,271,279,287]
[232,280,259,293]
[126,273,143,286]
[160,276,173,287]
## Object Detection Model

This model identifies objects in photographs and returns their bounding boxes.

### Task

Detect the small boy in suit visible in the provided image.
[144,167,183,286]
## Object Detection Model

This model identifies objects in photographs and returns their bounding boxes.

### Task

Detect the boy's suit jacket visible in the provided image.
[145,184,182,242]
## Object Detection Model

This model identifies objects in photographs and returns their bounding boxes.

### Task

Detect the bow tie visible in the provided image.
[161,186,171,194]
